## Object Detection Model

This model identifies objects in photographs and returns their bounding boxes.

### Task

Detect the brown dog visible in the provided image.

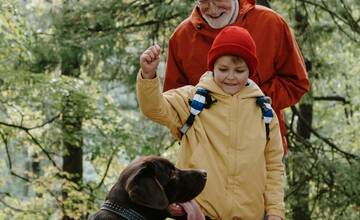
[89,156,207,220]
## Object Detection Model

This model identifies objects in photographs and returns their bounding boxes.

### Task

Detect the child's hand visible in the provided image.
[267,215,282,220]
[139,44,161,79]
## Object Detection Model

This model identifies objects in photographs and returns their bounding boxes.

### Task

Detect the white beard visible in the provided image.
[202,0,237,29]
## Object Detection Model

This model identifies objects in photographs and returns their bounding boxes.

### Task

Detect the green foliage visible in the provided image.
[272,0,360,219]
[0,1,190,218]
[0,0,359,219]
[0,69,174,218]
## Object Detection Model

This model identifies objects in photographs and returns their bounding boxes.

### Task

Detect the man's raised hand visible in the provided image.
[140,44,161,79]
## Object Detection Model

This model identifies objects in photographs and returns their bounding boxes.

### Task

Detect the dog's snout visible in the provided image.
[200,169,207,178]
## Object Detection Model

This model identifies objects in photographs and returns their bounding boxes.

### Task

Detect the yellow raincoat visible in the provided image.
[137,71,284,220]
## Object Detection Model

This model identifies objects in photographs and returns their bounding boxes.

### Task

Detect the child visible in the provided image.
[137,26,284,220]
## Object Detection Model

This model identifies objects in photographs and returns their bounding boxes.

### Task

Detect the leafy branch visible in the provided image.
[0,197,38,214]
[290,106,359,161]
[299,0,359,41]
[0,114,62,170]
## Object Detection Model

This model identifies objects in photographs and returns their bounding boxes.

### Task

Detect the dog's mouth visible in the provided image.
[167,201,205,219]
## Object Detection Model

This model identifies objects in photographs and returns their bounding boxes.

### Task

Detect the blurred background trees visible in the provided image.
[0,0,359,219]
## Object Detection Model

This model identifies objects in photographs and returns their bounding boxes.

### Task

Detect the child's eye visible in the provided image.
[235,70,245,74]
[219,68,227,72]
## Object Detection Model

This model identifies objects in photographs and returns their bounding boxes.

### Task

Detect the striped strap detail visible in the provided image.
[256,96,274,140]
[180,87,209,135]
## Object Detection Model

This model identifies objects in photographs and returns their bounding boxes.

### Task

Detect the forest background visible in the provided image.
[0,0,359,219]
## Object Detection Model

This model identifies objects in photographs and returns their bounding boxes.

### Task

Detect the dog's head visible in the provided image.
[118,156,207,210]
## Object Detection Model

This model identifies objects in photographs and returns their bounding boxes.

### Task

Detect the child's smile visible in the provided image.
[213,55,249,95]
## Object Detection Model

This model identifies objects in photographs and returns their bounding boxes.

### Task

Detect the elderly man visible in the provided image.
[163,0,310,156]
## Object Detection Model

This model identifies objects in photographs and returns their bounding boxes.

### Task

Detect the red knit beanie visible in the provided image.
[207,26,258,77]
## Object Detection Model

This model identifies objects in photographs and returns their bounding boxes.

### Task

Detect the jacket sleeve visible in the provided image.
[264,113,285,219]
[136,71,190,139]
[260,18,310,112]
[163,36,189,92]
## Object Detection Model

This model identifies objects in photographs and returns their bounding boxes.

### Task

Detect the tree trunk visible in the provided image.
[292,102,313,220]
[61,91,83,220]
[60,45,83,219]
[289,11,313,217]
[256,0,271,8]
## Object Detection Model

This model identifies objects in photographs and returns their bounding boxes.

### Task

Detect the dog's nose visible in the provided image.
[200,169,207,178]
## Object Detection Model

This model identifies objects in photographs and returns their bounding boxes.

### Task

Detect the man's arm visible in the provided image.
[260,18,310,112]
[163,37,189,92]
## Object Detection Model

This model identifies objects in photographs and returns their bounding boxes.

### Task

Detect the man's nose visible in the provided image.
[207,2,220,13]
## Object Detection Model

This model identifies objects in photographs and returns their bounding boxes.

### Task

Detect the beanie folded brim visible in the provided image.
[206,26,258,77]
[207,43,258,76]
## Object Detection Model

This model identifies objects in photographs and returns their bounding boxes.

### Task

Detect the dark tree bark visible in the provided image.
[60,41,84,220]
[291,34,313,220]
[292,102,313,220]
[256,0,271,8]
[61,90,83,220]
[62,99,83,184]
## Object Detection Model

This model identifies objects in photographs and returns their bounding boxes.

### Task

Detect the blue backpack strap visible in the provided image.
[256,96,273,141]
[180,87,213,135]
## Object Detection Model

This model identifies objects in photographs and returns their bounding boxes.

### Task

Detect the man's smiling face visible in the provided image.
[198,0,235,29]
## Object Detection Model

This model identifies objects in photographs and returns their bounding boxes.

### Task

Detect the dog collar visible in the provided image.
[101,200,146,220]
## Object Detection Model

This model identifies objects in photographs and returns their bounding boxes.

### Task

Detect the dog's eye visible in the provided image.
[170,170,177,180]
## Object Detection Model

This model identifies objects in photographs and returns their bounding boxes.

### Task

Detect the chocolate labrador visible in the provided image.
[89,156,207,220]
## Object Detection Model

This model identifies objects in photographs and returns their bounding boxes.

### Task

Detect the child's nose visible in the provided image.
[227,71,236,79]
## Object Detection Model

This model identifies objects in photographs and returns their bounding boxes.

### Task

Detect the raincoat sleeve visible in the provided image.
[136,71,191,139]
[264,113,285,219]
[163,37,189,92]
[260,18,310,112]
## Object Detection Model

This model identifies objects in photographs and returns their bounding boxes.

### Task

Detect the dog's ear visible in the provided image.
[125,161,169,210]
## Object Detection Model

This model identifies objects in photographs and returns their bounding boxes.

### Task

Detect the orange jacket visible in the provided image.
[163,0,310,153]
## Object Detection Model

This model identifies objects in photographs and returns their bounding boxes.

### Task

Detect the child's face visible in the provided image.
[213,55,249,95]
